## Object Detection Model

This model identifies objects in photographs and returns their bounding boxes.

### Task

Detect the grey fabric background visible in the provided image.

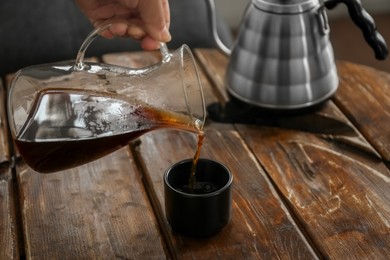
[0,0,233,76]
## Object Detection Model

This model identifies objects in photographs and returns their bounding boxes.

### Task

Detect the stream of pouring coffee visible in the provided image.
[189,131,204,190]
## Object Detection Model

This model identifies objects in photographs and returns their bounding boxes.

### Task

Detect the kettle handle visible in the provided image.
[324,0,388,60]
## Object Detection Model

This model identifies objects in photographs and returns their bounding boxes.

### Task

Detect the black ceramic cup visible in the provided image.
[164,158,233,237]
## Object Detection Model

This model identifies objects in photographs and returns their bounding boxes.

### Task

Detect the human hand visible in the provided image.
[76,0,171,50]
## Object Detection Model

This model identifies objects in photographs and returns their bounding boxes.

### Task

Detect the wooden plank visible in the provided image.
[195,49,390,258]
[5,74,21,161]
[333,61,390,163]
[104,51,320,258]
[194,49,229,103]
[195,49,381,161]
[1,79,19,259]
[8,57,170,257]
[0,167,20,259]
[132,124,319,259]
[17,147,167,259]
[0,79,10,163]
[8,55,167,259]
[236,124,390,259]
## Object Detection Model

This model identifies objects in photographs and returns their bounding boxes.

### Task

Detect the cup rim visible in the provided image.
[164,158,233,198]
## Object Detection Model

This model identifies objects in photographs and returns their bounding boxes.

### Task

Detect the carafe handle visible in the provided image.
[325,0,388,60]
[74,23,171,70]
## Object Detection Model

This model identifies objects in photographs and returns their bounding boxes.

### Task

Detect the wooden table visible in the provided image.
[1,49,389,259]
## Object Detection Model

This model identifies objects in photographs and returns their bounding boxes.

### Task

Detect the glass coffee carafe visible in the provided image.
[7,24,206,173]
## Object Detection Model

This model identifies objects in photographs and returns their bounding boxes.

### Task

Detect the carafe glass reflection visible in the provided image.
[7,24,206,173]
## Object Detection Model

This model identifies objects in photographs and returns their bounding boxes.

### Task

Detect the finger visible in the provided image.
[109,22,128,37]
[125,19,147,40]
[141,35,160,51]
[94,18,147,40]
[139,0,171,42]
[127,24,146,40]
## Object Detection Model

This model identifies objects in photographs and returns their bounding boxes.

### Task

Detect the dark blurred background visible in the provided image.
[329,12,390,72]
[0,0,233,76]
[1,0,389,76]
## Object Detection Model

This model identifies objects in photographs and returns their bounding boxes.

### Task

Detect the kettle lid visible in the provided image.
[254,0,319,13]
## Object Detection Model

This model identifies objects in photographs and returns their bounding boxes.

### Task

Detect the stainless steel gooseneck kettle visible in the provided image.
[206,0,388,110]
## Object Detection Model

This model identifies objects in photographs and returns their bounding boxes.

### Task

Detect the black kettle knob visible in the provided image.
[325,0,388,60]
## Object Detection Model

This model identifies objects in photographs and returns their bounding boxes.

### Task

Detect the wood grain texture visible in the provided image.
[196,49,390,259]
[17,148,167,259]
[132,124,319,259]
[6,56,168,259]
[334,61,390,163]
[194,49,229,103]
[103,51,319,259]
[236,124,390,259]
[0,167,19,259]
[0,80,10,163]
[0,80,18,259]
[194,49,382,162]
[5,49,390,259]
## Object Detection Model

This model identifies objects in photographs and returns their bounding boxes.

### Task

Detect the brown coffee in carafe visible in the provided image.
[15,88,202,173]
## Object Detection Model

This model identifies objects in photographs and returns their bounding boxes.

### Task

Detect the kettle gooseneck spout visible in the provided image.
[205,0,231,56]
